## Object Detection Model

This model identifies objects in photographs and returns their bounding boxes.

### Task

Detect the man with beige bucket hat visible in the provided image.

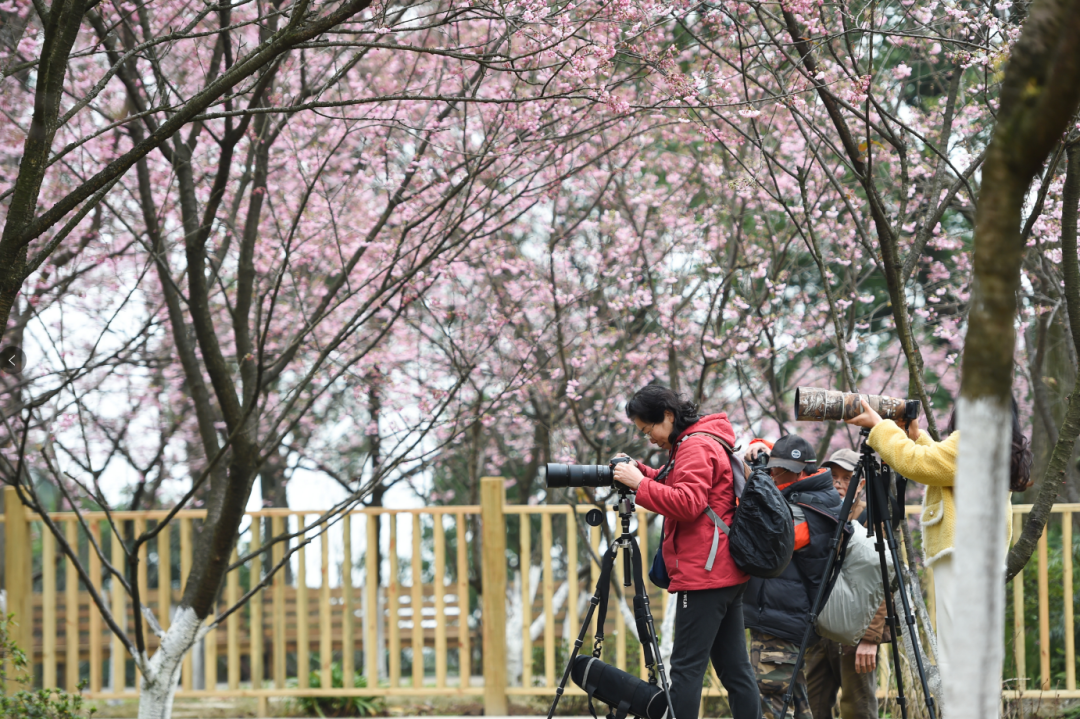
[804,448,889,719]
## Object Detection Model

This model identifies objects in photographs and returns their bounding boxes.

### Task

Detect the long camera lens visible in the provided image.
[545,463,615,488]
[794,386,921,423]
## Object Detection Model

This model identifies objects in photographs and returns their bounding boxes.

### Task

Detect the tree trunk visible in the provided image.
[260,446,293,585]
[952,0,1080,713]
[136,607,202,719]
[0,0,84,337]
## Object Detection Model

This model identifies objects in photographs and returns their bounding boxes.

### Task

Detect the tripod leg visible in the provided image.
[881,517,938,719]
[546,545,619,719]
[547,597,601,719]
[876,532,910,719]
[866,465,937,719]
[627,534,677,719]
[776,458,866,719]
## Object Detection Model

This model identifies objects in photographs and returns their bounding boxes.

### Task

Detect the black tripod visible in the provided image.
[779,428,937,719]
[546,488,677,719]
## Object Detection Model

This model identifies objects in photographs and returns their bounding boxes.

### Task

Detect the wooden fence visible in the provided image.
[2,482,1079,709]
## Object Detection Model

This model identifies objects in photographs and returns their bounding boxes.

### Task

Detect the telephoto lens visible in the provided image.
[795,386,921,423]
[545,457,632,489]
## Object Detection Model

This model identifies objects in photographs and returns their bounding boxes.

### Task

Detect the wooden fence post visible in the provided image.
[4,486,30,692]
[480,477,507,715]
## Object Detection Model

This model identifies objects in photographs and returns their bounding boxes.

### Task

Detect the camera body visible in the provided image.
[546,456,634,489]
[748,450,770,472]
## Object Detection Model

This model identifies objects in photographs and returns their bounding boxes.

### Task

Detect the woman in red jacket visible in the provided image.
[613,384,761,719]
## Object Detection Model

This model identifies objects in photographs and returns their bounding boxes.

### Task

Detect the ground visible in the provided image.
[86,696,581,719]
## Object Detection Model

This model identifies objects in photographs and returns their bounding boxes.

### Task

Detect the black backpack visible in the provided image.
[726,464,795,578]
[648,433,794,586]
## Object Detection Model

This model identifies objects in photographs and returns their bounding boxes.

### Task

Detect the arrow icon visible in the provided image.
[0,346,25,375]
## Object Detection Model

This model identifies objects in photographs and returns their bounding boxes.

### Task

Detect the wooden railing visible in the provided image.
[3,484,1079,707]
[1001,504,1080,698]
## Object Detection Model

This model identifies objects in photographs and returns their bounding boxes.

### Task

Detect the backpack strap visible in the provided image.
[703,507,730,571]
[679,432,738,573]
[679,431,736,453]
[681,431,747,496]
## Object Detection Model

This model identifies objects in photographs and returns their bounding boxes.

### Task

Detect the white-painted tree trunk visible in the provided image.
[191,633,205,689]
[528,581,569,641]
[136,607,203,719]
[949,397,1011,718]
[506,570,524,684]
[377,590,388,680]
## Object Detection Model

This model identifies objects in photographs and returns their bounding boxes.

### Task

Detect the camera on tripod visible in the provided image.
[543,456,675,719]
[545,456,634,489]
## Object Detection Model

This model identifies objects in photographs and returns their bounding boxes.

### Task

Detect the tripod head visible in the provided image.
[613,484,636,521]
[585,484,636,519]
[585,485,637,533]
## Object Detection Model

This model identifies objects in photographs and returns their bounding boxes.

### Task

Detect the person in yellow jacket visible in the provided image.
[845,398,1032,682]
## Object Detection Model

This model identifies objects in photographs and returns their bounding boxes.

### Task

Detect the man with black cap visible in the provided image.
[741,435,844,719]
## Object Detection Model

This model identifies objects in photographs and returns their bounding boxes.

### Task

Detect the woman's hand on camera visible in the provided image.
[845,399,883,429]
[613,461,644,490]
[903,416,920,442]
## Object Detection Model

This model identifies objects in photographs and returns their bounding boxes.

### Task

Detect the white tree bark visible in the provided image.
[191,633,205,690]
[948,397,1011,718]
[377,590,388,680]
[506,570,524,684]
[136,606,203,719]
[529,581,569,641]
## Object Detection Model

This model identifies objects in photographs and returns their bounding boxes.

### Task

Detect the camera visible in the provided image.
[795,386,921,423]
[748,450,770,471]
[545,456,634,489]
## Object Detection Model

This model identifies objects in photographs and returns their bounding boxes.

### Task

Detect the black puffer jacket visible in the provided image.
[743,469,844,644]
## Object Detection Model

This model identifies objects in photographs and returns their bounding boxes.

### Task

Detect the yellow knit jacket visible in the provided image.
[867,421,1012,567]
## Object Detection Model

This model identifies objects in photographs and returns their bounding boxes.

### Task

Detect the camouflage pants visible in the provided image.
[750,630,812,719]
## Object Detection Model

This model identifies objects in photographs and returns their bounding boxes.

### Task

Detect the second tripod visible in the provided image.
[779,428,937,719]
[546,488,676,719]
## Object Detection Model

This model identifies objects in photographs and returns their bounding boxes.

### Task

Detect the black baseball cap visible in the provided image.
[767,435,816,473]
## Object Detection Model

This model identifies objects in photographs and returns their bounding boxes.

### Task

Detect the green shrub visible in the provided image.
[292,662,383,717]
[0,614,94,719]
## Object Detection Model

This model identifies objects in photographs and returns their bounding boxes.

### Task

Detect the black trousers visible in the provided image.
[669,583,761,719]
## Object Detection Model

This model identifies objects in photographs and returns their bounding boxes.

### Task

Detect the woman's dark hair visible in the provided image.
[944,396,1032,493]
[625,384,701,447]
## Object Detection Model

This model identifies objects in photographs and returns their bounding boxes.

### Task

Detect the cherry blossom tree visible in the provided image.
[0,0,675,715]
[7,0,1080,710]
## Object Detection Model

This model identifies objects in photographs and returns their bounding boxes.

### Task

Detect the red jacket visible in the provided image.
[635,414,748,592]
